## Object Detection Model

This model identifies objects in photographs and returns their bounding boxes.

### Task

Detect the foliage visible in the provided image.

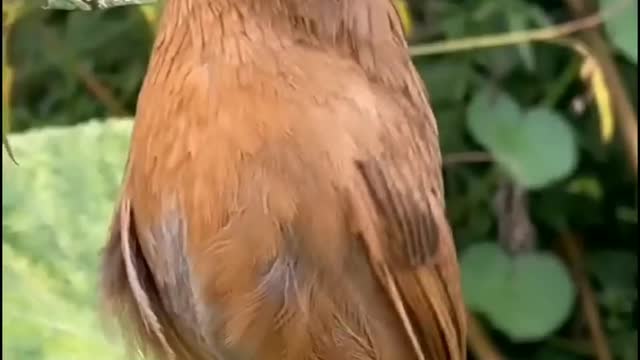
[2,0,637,359]
[600,0,638,63]
[461,242,576,342]
[466,87,578,189]
[3,120,132,360]
[3,3,153,132]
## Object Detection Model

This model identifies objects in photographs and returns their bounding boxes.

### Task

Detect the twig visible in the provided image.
[466,311,505,360]
[41,30,130,117]
[408,0,631,57]
[547,336,596,357]
[443,151,493,166]
[3,4,20,164]
[558,234,613,360]
[563,0,637,177]
[75,63,130,117]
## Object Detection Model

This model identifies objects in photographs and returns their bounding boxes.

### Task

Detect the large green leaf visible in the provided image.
[415,59,472,104]
[461,242,511,310]
[467,88,578,189]
[461,242,576,342]
[600,0,638,64]
[2,119,132,360]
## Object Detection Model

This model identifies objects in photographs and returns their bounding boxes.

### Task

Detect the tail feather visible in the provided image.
[100,199,203,360]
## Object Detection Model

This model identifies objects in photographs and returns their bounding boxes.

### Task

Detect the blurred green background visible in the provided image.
[2,0,637,359]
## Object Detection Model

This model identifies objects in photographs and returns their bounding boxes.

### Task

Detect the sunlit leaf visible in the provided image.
[139,4,160,29]
[3,120,133,359]
[393,0,413,37]
[566,176,604,200]
[580,56,615,143]
[467,88,578,189]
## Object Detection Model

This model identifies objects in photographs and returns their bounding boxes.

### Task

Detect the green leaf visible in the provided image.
[415,59,472,104]
[566,176,604,201]
[588,250,638,290]
[435,107,470,153]
[588,250,637,316]
[490,252,576,341]
[616,206,638,223]
[3,119,132,359]
[461,242,576,342]
[467,88,578,189]
[611,330,638,360]
[461,242,511,310]
[506,10,535,71]
[600,0,638,63]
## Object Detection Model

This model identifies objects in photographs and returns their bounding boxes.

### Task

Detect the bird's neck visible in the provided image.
[156,0,411,72]
[160,0,406,40]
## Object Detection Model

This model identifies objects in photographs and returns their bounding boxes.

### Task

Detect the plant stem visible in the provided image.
[563,0,638,177]
[559,234,613,360]
[443,152,493,166]
[466,311,505,360]
[408,0,631,57]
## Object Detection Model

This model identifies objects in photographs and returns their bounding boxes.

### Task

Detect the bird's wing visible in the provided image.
[349,104,467,360]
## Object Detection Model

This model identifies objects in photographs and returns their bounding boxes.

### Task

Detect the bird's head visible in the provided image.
[44,0,409,48]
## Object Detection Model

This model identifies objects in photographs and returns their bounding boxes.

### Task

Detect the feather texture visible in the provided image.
[101,0,467,359]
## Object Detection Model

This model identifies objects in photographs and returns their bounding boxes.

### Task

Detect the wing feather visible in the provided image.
[353,130,466,360]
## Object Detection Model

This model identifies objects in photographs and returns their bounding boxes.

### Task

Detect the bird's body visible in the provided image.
[101,1,467,359]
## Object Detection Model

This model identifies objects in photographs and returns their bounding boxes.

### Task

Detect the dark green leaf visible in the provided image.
[588,250,638,290]
[600,0,638,63]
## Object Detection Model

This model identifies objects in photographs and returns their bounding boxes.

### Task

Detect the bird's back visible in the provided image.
[101,1,466,359]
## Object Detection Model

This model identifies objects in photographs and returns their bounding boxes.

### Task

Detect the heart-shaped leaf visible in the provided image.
[467,88,578,189]
[461,242,511,310]
[461,242,576,342]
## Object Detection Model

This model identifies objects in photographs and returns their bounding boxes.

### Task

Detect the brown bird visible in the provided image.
[101,1,467,359]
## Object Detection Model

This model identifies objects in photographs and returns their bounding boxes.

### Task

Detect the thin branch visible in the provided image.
[3,4,20,164]
[411,0,637,178]
[42,30,130,117]
[75,63,130,117]
[443,151,493,166]
[547,336,596,357]
[409,0,631,57]
[466,311,505,360]
[559,234,613,360]
[563,0,637,177]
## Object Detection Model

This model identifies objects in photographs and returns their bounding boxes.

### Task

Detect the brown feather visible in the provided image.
[101,0,467,359]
